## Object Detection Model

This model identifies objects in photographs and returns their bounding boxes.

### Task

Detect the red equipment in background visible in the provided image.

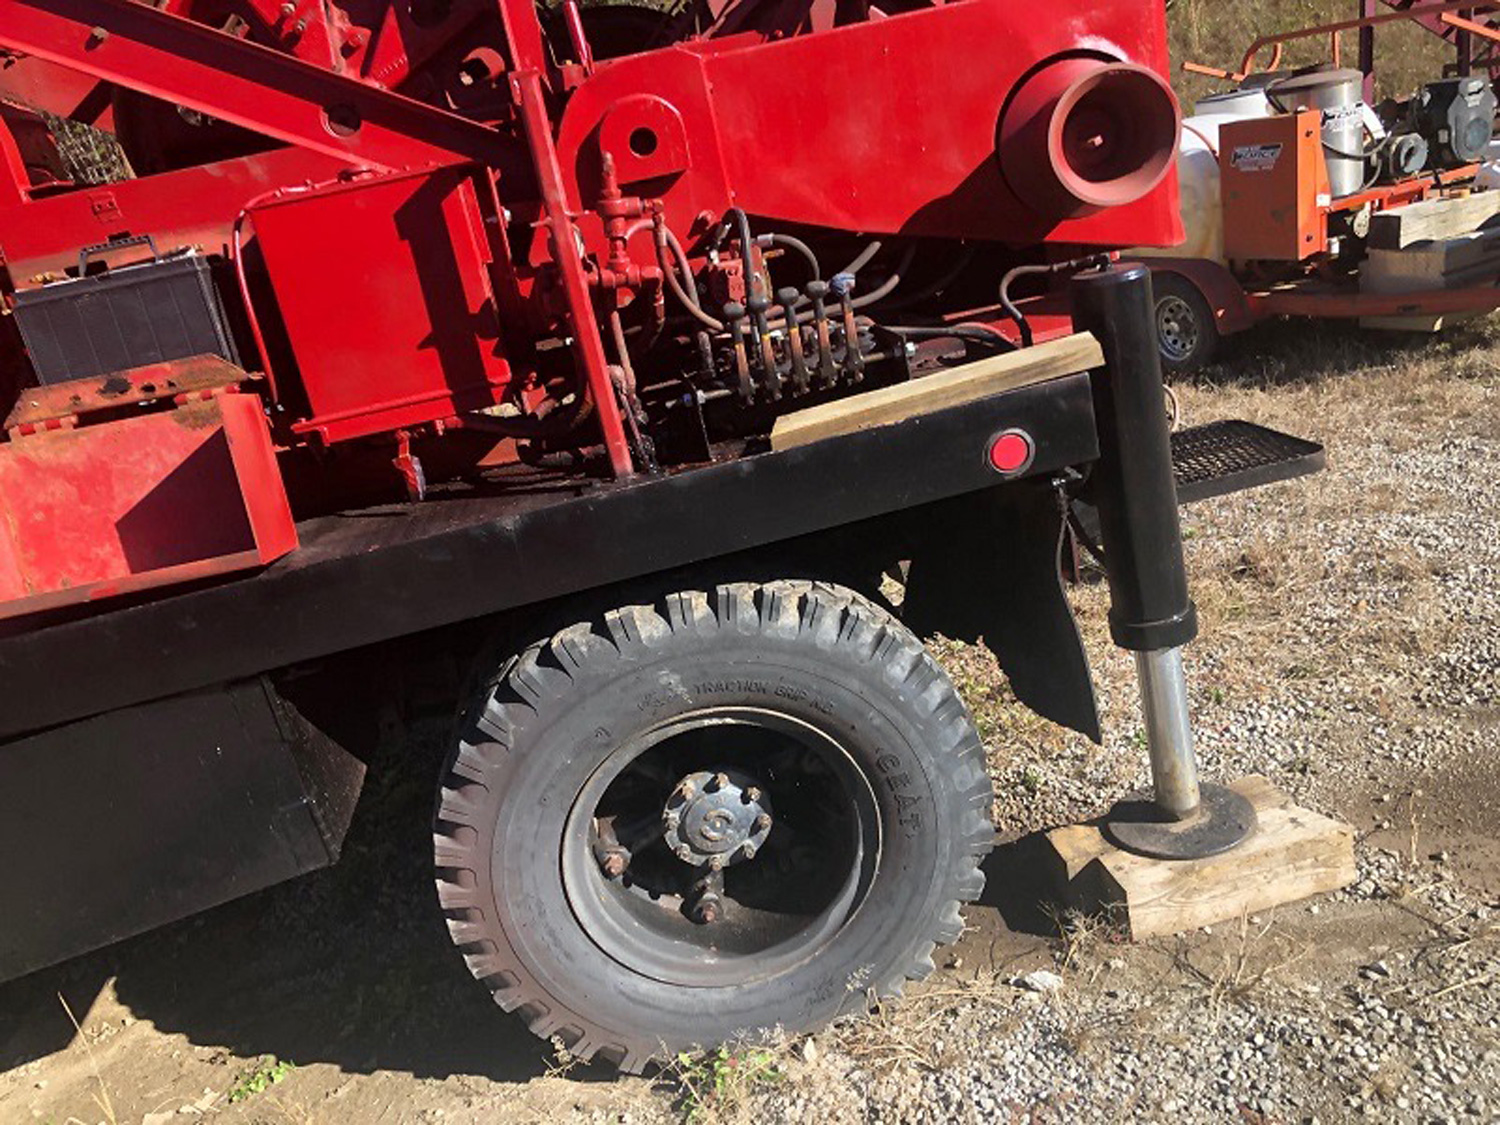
[0,0,1184,619]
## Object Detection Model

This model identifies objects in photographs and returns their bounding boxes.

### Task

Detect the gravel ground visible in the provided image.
[2,318,1498,1124]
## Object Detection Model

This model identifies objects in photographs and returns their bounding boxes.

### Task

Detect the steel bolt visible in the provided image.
[693,899,720,924]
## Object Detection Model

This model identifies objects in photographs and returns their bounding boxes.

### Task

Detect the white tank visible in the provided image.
[1193,88,1273,118]
[1135,89,1272,265]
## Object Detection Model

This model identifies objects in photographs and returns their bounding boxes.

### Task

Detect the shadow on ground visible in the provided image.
[978,831,1066,939]
[0,687,571,1086]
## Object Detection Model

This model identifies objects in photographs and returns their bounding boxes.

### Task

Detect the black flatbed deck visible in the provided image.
[0,371,1099,741]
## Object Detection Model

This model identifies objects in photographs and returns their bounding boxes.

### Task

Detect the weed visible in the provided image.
[545,1034,580,1079]
[58,993,117,1125]
[1019,766,1043,794]
[228,1056,296,1103]
[672,1044,785,1122]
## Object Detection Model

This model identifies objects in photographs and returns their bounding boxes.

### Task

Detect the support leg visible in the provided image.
[1070,263,1254,860]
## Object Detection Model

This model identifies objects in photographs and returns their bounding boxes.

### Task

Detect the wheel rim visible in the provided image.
[1155,294,1199,362]
[560,706,881,988]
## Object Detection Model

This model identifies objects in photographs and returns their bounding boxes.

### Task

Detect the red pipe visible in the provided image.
[514,71,635,478]
[998,58,1180,220]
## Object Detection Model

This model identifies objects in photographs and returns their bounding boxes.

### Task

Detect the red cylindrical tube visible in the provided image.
[998,58,1180,220]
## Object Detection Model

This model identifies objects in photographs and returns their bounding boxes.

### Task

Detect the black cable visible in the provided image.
[881,324,1016,352]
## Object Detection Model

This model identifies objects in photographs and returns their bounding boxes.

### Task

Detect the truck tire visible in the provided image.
[1153,271,1219,376]
[434,580,993,1071]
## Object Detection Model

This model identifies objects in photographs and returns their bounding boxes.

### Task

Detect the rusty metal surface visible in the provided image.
[6,354,249,430]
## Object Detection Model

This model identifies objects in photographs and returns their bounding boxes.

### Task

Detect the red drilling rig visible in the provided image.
[0,0,1323,1070]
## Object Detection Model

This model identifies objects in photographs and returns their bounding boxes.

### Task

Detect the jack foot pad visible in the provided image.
[1103,782,1257,860]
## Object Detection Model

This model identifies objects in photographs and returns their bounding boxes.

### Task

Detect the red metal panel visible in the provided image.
[247,165,514,444]
[1247,283,1500,318]
[0,391,295,619]
[556,0,1184,247]
[0,148,348,280]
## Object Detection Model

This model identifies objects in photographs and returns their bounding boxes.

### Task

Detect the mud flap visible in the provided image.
[903,480,1101,743]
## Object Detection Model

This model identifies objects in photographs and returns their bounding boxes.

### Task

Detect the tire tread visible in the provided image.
[433,580,993,1072]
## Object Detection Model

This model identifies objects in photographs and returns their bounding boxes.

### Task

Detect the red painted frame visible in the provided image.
[0,0,1183,494]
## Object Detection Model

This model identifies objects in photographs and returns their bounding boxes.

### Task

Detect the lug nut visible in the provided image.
[680,780,696,799]
[676,845,693,862]
[745,786,762,802]
[664,811,680,829]
[742,843,757,860]
[693,898,720,924]
[600,850,627,879]
[709,855,725,871]
[713,772,729,790]
[755,814,772,831]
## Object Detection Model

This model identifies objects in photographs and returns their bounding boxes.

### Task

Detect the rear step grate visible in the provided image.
[1171,420,1325,505]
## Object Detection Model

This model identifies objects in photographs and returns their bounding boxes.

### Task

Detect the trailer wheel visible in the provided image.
[1153,272,1219,375]
[434,580,992,1071]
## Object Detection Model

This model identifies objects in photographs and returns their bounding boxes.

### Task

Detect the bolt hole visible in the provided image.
[324,104,362,138]
[628,127,658,157]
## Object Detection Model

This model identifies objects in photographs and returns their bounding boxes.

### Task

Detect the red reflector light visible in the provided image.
[987,429,1035,475]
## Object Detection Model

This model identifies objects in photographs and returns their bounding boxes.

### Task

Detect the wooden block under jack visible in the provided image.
[1042,775,1355,940]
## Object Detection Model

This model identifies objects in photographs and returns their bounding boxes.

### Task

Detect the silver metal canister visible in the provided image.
[1266,68,1366,197]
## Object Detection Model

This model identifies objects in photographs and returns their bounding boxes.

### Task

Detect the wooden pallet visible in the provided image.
[1041,776,1355,940]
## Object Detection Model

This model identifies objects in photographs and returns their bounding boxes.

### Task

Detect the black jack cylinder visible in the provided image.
[1071,264,1201,820]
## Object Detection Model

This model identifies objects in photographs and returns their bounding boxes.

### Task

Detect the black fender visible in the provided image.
[902,480,1101,743]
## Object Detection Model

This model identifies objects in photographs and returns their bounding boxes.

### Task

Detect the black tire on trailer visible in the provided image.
[1152,271,1220,376]
[434,580,993,1072]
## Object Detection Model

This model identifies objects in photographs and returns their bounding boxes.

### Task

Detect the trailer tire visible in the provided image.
[1153,272,1219,375]
[434,580,993,1072]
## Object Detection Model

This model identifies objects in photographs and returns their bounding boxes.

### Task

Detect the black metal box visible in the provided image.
[12,249,239,385]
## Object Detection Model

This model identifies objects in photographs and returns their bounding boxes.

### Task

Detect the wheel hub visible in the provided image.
[662,767,772,868]
[1156,294,1199,361]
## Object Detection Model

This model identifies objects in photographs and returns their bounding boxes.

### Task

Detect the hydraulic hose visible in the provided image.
[761,232,821,281]
[850,244,917,309]
[880,245,977,313]
[1000,253,1112,347]
[839,240,883,275]
[882,323,1016,352]
[654,219,724,331]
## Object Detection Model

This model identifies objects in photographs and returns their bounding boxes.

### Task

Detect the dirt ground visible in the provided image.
[2,316,1498,1124]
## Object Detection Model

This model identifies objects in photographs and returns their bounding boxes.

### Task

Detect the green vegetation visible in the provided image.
[227,1056,296,1103]
[673,1044,785,1122]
